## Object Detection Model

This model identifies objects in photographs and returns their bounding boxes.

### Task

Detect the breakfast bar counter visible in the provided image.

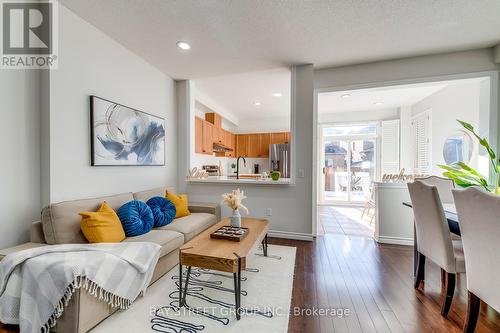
[187,176,293,185]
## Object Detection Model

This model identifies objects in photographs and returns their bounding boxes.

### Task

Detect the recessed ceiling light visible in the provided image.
[254,101,261,106]
[341,94,351,98]
[176,41,191,50]
[374,101,384,105]
[272,92,283,97]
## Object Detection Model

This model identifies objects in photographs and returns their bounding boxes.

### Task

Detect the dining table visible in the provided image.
[402,201,460,276]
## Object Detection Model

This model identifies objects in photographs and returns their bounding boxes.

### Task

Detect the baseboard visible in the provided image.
[268,230,314,241]
[376,236,413,246]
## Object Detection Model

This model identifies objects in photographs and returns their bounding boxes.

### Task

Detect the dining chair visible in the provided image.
[361,185,375,225]
[452,187,500,333]
[417,175,460,264]
[407,180,466,317]
[416,175,455,204]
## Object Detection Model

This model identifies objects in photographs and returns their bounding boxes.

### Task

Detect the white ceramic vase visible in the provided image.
[231,209,241,228]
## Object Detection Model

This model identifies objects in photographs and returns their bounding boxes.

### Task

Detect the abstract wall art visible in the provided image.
[90,96,165,166]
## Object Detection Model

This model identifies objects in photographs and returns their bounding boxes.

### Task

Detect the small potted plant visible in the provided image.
[221,189,249,227]
[270,170,281,181]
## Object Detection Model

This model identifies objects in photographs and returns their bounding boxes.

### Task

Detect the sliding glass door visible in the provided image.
[321,124,377,204]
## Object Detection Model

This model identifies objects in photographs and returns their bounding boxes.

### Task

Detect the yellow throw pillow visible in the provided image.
[166,192,190,218]
[79,201,126,243]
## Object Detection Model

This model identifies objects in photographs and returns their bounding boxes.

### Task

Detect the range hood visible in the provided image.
[213,142,233,152]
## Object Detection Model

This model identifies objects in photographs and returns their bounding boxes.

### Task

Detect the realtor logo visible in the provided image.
[1,0,58,68]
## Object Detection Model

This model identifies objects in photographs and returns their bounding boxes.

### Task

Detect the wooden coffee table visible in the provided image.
[178,217,269,320]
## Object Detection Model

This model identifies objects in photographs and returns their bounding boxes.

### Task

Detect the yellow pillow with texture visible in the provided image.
[79,201,126,243]
[166,192,190,218]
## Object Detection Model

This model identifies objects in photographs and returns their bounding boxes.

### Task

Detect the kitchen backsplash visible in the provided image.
[191,154,270,176]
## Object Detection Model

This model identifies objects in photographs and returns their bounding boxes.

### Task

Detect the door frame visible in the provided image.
[312,70,498,237]
[318,122,378,205]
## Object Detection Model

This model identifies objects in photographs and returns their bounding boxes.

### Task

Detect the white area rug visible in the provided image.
[90,244,296,333]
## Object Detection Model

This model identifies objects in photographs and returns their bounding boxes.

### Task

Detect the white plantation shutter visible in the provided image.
[412,111,431,174]
[381,120,400,175]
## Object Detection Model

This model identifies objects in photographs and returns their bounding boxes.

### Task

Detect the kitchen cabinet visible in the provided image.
[258,133,270,157]
[196,114,290,158]
[213,126,223,144]
[223,130,231,148]
[195,117,204,154]
[205,112,222,128]
[236,135,248,157]
[270,132,287,144]
[230,133,236,157]
[247,134,259,157]
[202,121,213,154]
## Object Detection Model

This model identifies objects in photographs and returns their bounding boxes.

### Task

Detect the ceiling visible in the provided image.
[194,68,291,122]
[318,78,485,114]
[59,0,500,79]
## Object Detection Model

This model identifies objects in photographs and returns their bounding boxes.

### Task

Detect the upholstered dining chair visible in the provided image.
[453,187,500,333]
[416,176,455,204]
[407,180,466,317]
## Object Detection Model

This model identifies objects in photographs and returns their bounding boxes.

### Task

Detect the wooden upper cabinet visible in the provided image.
[205,112,222,128]
[202,121,213,154]
[247,134,259,157]
[195,117,203,154]
[258,133,270,157]
[223,130,232,147]
[230,134,236,157]
[284,132,291,144]
[213,126,223,144]
[236,134,248,157]
[270,132,287,144]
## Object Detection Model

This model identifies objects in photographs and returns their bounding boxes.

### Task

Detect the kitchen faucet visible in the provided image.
[236,156,246,180]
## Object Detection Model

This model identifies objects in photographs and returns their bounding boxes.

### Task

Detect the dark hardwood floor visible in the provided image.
[271,235,500,333]
[1,235,498,332]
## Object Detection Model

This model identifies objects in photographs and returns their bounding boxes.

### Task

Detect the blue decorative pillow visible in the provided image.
[146,196,177,228]
[117,200,154,237]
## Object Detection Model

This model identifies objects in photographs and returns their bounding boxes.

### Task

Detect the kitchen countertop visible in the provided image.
[187,175,293,185]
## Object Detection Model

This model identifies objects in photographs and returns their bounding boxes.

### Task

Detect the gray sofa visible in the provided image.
[0,186,221,333]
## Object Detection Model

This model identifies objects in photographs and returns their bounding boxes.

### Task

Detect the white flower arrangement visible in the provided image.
[221,188,249,213]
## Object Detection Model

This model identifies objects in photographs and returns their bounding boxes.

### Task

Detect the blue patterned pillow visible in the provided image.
[146,196,177,228]
[117,200,154,237]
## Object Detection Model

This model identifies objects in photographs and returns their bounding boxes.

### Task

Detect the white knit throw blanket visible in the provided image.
[0,242,161,333]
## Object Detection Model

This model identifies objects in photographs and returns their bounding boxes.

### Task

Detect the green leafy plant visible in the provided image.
[438,120,500,194]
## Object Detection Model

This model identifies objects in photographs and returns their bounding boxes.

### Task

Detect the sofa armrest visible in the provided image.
[0,242,48,261]
[189,202,221,221]
[30,221,46,243]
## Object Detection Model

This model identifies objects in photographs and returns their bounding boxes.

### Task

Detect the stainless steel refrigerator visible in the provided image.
[269,144,291,178]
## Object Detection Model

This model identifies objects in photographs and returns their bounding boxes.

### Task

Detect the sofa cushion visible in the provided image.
[156,213,217,241]
[117,200,154,237]
[42,192,134,244]
[166,192,190,218]
[146,196,177,227]
[79,202,126,243]
[133,186,176,202]
[123,230,184,257]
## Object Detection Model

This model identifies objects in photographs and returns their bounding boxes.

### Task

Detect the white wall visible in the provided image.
[0,71,42,248]
[180,65,314,238]
[318,108,399,124]
[48,5,177,202]
[410,80,482,175]
[232,116,290,133]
